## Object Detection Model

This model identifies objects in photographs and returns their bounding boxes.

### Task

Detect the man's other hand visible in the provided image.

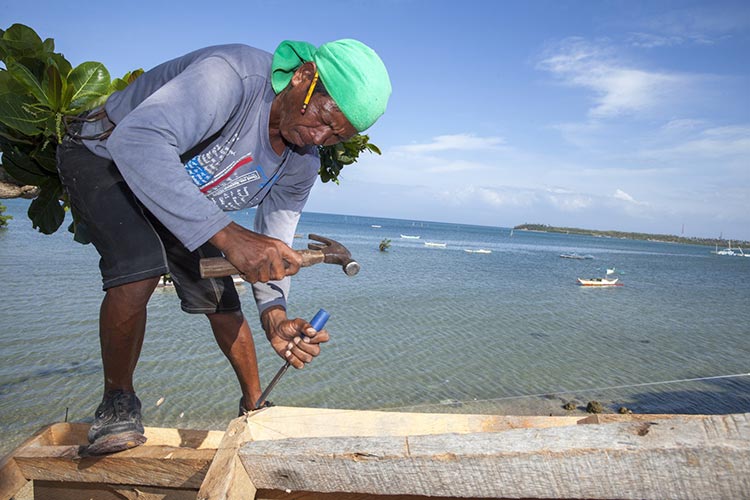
[209,222,302,282]
[262,306,330,369]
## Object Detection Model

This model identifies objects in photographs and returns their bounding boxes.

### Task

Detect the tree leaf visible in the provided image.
[6,60,49,107]
[48,52,72,80]
[0,91,47,136]
[43,64,64,109]
[28,177,65,234]
[0,68,28,96]
[67,62,110,111]
[1,145,49,185]
[30,142,58,173]
[0,23,45,61]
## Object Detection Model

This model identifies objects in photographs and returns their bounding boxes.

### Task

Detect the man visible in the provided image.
[57,39,391,454]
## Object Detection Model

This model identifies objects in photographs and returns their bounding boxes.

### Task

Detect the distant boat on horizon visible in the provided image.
[400,234,420,239]
[560,253,594,260]
[424,242,447,248]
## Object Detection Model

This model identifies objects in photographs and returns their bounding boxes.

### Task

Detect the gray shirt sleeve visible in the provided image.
[251,153,319,315]
[105,56,245,251]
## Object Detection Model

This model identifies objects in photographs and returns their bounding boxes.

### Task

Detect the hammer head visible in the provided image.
[307,234,360,276]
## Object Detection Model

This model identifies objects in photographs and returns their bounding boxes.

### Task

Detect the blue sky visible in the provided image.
[5,0,749,239]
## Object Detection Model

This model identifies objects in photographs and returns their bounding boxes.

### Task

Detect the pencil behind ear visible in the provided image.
[301,71,319,114]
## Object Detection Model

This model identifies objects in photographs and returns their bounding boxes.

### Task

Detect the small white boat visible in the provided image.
[578,268,621,286]
[577,277,621,286]
[464,249,492,254]
[711,241,738,256]
[424,242,447,248]
[560,253,593,260]
[400,234,420,239]
[371,225,382,228]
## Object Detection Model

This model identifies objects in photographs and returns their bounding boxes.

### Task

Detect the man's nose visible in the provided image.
[312,128,333,145]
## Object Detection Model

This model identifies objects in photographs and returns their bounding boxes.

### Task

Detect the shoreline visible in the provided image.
[514,223,750,248]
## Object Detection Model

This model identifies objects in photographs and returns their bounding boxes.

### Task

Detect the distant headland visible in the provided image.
[513,224,749,248]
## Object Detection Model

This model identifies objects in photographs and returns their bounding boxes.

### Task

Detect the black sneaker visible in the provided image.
[86,390,146,455]
[238,397,274,416]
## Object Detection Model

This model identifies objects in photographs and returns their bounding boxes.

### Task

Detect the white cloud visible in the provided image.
[638,5,750,46]
[447,185,538,208]
[661,119,706,132]
[537,37,693,118]
[394,134,506,154]
[546,192,592,211]
[642,124,750,164]
[627,32,690,48]
[613,189,646,205]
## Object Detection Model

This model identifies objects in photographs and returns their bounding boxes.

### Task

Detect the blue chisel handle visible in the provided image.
[253,308,330,410]
[309,308,330,332]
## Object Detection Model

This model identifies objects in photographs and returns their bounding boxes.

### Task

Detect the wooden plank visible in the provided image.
[39,422,223,449]
[34,480,198,500]
[239,413,750,500]
[10,423,222,490]
[0,424,57,500]
[15,445,216,489]
[244,406,584,441]
[255,490,489,499]
[197,415,257,500]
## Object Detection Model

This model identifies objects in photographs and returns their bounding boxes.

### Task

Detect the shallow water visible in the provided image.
[1,199,749,456]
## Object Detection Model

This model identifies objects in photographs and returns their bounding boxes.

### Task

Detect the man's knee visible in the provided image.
[105,277,160,309]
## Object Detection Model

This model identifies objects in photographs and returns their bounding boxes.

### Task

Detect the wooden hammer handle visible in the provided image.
[199,249,324,278]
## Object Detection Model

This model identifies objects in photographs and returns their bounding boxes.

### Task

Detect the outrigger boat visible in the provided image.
[2,406,748,499]
[578,268,622,286]
[577,277,621,286]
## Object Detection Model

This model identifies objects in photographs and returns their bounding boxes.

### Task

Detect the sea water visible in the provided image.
[1,198,749,455]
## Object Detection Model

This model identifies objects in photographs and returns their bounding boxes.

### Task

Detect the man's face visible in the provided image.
[278,75,358,148]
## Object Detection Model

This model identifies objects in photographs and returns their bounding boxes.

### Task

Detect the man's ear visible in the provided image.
[290,61,317,87]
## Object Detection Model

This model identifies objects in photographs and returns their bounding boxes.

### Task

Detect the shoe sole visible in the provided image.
[84,431,147,456]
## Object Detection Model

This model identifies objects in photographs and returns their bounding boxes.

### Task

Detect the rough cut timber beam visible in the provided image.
[6,423,223,494]
[239,413,750,500]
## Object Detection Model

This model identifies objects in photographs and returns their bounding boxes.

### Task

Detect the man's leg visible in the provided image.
[100,277,161,393]
[86,278,160,454]
[57,135,169,454]
[207,310,263,413]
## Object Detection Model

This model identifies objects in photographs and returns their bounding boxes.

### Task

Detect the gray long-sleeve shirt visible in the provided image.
[81,44,319,314]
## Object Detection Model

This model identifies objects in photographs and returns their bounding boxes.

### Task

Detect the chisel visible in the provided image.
[254,308,330,409]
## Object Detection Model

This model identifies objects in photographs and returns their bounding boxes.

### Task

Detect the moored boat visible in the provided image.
[560,253,593,259]
[577,277,621,286]
[424,241,446,248]
[400,234,420,239]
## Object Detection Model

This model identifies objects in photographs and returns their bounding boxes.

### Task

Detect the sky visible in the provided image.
[4,0,749,240]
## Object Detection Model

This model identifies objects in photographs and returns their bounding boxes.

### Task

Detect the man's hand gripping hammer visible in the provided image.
[199,234,360,279]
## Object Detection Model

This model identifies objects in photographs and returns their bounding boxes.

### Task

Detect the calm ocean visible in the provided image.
[1,198,749,456]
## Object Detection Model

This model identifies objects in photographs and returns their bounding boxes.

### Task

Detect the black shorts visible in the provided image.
[56,134,240,315]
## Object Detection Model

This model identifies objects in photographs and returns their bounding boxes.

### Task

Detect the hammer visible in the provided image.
[199,234,360,279]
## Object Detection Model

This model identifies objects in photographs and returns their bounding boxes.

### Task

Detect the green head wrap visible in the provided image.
[272,39,391,132]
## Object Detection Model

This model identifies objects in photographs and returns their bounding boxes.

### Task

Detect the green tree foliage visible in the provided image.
[0,23,142,241]
[1,23,382,242]
[319,133,381,184]
[0,202,11,227]
[514,223,750,248]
